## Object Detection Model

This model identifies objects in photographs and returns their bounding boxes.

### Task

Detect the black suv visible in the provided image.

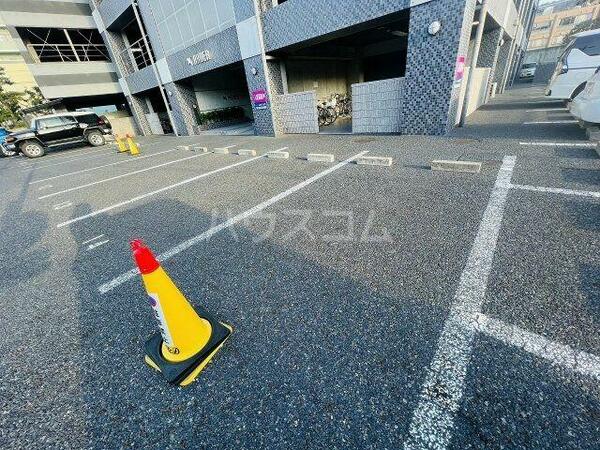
[3,112,112,158]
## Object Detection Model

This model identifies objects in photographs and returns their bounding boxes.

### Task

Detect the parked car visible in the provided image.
[520,62,537,79]
[546,28,600,102]
[0,127,16,157]
[3,112,112,158]
[570,66,600,125]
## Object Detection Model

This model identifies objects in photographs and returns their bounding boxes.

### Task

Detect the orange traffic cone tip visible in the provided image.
[131,239,160,274]
[131,239,232,387]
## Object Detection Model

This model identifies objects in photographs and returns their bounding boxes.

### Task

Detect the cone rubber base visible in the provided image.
[144,309,232,387]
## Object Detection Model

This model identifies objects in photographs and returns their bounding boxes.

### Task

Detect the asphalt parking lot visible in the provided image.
[0,85,598,449]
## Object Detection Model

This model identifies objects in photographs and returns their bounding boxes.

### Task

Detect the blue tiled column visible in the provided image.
[402,0,476,135]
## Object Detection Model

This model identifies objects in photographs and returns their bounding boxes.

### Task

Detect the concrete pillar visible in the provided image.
[402,0,477,135]
[164,82,197,136]
[128,94,152,136]
[232,0,283,136]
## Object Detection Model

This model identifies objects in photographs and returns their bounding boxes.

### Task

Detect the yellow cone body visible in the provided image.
[140,266,213,362]
[126,135,140,156]
[115,134,128,153]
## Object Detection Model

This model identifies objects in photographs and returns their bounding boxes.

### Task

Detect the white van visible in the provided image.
[546,28,600,101]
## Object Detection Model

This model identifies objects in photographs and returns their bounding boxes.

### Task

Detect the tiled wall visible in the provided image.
[402,0,477,135]
[352,78,405,134]
[276,91,319,134]
[262,0,410,52]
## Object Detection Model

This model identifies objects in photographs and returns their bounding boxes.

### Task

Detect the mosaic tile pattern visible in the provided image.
[243,55,276,135]
[262,0,411,52]
[95,0,130,28]
[165,27,242,83]
[352,78,405,134]
[125,65,160,95]
[232,0,256,22]
[276,91,319,134]
[402,0,476,135]
[128,94,152,136]
[165,82,199,136]
[478,28,503,99]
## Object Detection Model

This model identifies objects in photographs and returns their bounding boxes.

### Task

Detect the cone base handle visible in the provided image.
[144,315,232,387]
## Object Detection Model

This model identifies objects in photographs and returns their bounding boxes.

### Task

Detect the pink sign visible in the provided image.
[252,89,268,109]
[454,55,466,83]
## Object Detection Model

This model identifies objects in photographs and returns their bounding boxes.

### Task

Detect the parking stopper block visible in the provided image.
[237,149,257,156]
[213,148,230,154]
[131,240,232,387]
[192,145,208,153]
[307,153,335,163]
[267,151,289,159]
[355,156,393,166]
[176,145,191,151]
[430,160,482,174]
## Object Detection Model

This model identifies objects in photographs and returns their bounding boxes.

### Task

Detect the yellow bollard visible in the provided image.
[130,240,232,386]
[115,134,128,153]
[126,134,140,156]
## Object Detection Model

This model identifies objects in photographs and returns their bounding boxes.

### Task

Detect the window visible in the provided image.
[37,117,66,129]
[574,34,600,56]
[575,13,593,25]
[559,16,575,27]
[551,36,564,46]
[147,0,235,56]
[533,21,551,31]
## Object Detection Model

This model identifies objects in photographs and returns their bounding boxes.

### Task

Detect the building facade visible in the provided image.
[2,0,537,136]
[0,0,125,112]
[0,13,37,94]
[526,0,600,64]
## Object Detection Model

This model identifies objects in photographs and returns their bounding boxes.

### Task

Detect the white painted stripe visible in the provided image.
[20,146,107,166]
[510,183,600,198]
[38,184,53,191]
[472,314,600,381]
[97,150,369,294]
[53,201,72,210]
[523,120,578,125]
[87,239,110,250]
[56,154,266,228]
[519,141,596,148]
[22,148,111,171]
[82,234,105,245]
[525,108,567,112]
[29,148,177,185]
[38,152,210,200]
[404,156,516,450]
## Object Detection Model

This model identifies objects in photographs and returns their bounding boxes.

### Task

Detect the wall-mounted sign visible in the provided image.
[252,89,268,110]
[186,50,212,66]
[454,55,466,84]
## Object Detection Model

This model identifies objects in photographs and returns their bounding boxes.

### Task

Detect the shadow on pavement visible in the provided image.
[69,197,444,449]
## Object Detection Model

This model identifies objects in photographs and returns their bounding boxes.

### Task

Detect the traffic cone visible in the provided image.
[130,240,232,386]
[115,134,128,153]
[126,134,140,156]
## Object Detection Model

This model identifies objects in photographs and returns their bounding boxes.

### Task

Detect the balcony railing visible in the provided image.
[27,43,110,63]
[117,36,153,75]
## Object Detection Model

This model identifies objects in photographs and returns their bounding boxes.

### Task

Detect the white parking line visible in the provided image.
[510,183,600,199]
[20,146,108,166]
[523,120,578,125]
[82,234,105,245]
[29,148,178,185]
[519,141,596,148]
[525,108,567,112]
[404,155,516,450]
[56,150,279,228]
[39,152,211,200]
[22,148,113,171]
[87,239,110,251]
[472,314,600,381]
[97,150,368,294]
[53,201,72,210]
